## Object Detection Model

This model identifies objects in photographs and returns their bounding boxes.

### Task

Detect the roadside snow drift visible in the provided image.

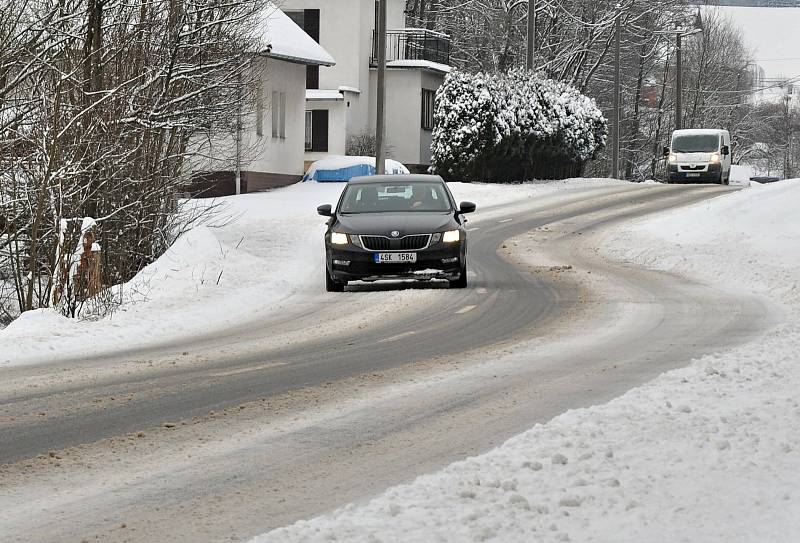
[252,180,800,543]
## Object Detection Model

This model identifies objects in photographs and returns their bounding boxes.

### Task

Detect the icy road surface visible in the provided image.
[0,181,778,543]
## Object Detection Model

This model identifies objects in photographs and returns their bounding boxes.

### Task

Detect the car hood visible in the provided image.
[335,212,457,236]
[675,152,714,162]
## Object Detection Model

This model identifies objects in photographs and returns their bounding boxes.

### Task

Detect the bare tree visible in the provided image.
[1,0,264,319]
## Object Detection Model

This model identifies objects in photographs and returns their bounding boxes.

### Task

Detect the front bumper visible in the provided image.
[327,243,464,282]
[668,163,721,182]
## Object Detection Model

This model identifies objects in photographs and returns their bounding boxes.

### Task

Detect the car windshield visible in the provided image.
[339,182,452,213]
[672,134,720,153]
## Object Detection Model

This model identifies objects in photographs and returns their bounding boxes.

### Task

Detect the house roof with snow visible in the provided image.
[386,59,451,74]
[306,89,344,101]
[258,4,335,67]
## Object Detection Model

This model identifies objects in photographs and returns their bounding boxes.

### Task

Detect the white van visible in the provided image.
[664,129,731,185]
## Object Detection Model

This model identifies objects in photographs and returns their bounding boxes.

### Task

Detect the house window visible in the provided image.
[309,110,329,152]
[279,92,286,138]
[307,65,319,90]
[305,111,313,150]
[304,9,320,42]
[286,9,319,42]
[286,10,304,29]
[421,89,435,130]
[286,9,321,90]
[272,91,286,139]
[255,83,263,137]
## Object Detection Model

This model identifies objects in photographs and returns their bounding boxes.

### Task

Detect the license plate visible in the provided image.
[686,173,701,178]
[374,252,417,263]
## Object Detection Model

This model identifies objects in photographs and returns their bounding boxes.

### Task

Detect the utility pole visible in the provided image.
[375,0,387,175]
[784,92,792,179]
[235,72,242,195]
[675,32,682,131]
[526,0,535,71]
[654,24,702,133]
[611,14,621,179]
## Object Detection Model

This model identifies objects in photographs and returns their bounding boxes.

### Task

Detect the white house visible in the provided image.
[281,0,452,172]
[188,5,335,196]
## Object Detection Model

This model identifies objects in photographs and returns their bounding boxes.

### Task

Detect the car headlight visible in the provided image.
[668,154,677,164]
[442,230,460,243]
[330,232,349,245]
[709,153,721,164]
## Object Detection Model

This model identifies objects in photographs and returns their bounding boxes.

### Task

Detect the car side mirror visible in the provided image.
[459,201,476,214]
[662,146,670,157]
[721,145,730,156]
[317,204,333,217]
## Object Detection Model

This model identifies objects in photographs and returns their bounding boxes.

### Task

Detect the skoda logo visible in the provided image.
[390,230,400,238]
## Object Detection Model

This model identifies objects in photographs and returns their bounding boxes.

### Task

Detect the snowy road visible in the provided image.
[0,184,774,543]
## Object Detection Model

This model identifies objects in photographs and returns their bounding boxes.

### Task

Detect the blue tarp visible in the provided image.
[303,163,374,182]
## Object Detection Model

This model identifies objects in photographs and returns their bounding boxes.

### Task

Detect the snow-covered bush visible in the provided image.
[431,69,607,182]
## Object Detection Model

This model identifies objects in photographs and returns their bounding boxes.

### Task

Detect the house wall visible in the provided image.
[305,99,347,163]
[247,57,307,177]
[420,71,445,166]
[281,0,406,141]
[386,1,405,29]
[185,57,307,195]
[368,68,423,167]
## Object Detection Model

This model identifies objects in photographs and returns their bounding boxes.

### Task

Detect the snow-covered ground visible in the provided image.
[252,179,800,543]
[0,178,624,366]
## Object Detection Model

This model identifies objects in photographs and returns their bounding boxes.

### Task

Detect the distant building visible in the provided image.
[281,0,452,173]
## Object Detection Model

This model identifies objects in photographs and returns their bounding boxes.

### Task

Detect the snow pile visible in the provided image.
[608,179,800,304]
[730,164,754,185]
[0,184,344,363]
[252,180,800,542]
[431,69,607,183]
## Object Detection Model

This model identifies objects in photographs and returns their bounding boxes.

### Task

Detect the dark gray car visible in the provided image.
[317,174,476,292]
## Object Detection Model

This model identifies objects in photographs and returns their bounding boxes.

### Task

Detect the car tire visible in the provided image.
[449,261,468,289]
[326,268,346,292]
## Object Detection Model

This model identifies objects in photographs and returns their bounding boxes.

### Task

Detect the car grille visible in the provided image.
[360,234,431,251]
[401,235,430,250]
[680,165,706,171]
[361,236,392,250]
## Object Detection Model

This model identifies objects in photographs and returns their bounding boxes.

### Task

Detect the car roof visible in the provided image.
[348,174,445,185]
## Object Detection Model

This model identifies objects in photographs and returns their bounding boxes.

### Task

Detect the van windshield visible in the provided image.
[672,134,720,153]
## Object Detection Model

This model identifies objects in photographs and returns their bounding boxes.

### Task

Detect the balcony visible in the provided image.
[370,28,451,67]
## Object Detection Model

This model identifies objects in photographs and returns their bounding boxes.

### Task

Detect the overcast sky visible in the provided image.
[717,6,800,82]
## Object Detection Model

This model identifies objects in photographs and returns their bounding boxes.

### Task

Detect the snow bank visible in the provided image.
[0,183,343,364]
[251,180,800,542]
[730,164,753,186]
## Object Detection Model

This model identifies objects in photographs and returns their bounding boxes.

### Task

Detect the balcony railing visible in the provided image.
[370,28,451,66]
